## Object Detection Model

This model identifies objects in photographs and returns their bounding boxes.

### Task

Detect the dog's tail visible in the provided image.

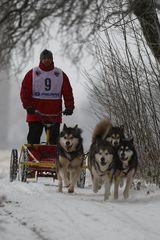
[92,117,113,143]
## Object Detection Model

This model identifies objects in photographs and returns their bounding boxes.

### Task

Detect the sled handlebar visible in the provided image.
[35,110,63,117]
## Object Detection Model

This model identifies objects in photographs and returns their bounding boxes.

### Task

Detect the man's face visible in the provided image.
[41,57,52,67]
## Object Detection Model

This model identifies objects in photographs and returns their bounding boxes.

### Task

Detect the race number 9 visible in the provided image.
[45,78,51,91]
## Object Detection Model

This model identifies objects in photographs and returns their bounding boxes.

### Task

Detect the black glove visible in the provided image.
[26,106,35,114]
[63,108,74,116]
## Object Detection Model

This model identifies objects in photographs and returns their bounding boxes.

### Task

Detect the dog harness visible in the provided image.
[58,145,84,167]
[122,166,130,175]
[94,161,114,177]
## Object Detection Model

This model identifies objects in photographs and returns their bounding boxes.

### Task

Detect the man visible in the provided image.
[20,49,74,144]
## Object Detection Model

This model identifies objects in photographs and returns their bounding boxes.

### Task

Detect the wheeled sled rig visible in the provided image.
[10,111,86,188]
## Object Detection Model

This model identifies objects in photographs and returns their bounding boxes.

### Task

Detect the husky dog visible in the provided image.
[88,139,117,201]
[106,126,125,149]
[57,124,84,193]
[92,117,125,149]
[114,138,138,199]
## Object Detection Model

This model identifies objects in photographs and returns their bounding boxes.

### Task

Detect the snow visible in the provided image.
[0,150,160,240]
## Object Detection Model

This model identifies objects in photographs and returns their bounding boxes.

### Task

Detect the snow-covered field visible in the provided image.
[0,150,160,240]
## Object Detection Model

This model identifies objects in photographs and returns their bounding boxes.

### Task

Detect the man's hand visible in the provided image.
[63,108,74,116]
[26,106,35,114]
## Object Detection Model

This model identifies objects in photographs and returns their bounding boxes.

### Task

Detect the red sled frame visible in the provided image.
[18,143,58,182]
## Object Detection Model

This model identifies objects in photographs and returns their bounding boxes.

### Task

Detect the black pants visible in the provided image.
[27,122,60,144]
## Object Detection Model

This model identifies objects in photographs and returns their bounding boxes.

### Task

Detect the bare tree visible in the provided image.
[130,0,160,62]
[1,0,160,65]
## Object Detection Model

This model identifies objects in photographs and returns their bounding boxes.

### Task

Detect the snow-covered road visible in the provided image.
[0,150,160,240]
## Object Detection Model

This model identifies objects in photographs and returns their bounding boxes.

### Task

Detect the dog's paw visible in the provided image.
[93,184,98,193]
[104,194,109,201]
[93,187,98,193]
[57,186,63,193]
[68,187,74,193]
[123,191,129,199]
[57,189,63,193]
[114,191,119,199]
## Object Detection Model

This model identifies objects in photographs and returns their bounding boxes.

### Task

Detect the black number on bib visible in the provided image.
[45,78,51,91]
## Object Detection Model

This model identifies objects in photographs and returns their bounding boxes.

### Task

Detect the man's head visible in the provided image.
[40,49,53,66]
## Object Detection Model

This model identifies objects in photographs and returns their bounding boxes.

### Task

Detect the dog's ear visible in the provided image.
[74,124,78,129]
[63,123,67,130]
[77,128,83,135]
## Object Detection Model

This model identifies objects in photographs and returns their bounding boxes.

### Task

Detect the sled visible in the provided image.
[9,110,86,187]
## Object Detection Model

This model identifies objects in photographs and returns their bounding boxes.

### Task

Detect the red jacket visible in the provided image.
[20,62,74,122]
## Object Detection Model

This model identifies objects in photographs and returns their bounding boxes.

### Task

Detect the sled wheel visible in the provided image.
[77,169,86,188]
[52,169,57,181]
[10,149,18,182]
[19,149,28,182]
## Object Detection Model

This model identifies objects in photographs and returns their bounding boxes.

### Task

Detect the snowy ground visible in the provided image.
[0,150,160,240]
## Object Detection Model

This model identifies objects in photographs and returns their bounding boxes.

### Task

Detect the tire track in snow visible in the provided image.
[1,204,52,240]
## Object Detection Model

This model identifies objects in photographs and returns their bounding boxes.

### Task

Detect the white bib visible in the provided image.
[32,67,63,99]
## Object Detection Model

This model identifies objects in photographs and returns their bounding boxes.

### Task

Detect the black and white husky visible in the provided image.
[114,138,138,199]
[57,124,84,193]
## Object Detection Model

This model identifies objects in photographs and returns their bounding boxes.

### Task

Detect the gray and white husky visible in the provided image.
[57,124,84,193]
[106,125,125,149]
[92,117,125,148]
[88,138,117,201]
